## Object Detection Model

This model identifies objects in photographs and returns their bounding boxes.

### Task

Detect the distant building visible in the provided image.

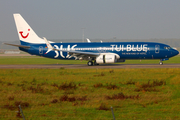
[4,50,20,54]
[0,49,5,53]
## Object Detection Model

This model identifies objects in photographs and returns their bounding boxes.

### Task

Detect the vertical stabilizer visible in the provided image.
[13,14,45,44]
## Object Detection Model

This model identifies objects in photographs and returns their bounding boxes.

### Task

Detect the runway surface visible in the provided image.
[0,64,180,69]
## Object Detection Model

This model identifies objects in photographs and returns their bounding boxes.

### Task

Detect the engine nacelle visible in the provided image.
[96,54,117,64]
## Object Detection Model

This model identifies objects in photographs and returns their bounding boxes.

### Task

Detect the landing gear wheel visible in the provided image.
[87,61,93,66]
[94,61,99,65]
[95,63,99,65]
[159,61,163,65]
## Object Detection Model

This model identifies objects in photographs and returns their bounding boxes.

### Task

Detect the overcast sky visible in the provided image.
[1,0,180,42]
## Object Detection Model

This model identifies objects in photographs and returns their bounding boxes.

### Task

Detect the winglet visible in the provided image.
[86,38,91,43]
[43,37,53,50]
[43,37,55,54]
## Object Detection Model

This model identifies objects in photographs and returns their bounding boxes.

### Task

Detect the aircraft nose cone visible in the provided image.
[176,50,179,55]
[173,49,179,56]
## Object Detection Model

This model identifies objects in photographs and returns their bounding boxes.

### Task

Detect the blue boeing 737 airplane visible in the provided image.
[4,14,179,66]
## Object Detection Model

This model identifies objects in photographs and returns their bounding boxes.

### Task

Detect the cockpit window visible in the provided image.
[164,46,171,49]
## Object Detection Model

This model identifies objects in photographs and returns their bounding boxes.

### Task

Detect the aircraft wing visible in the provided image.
[60,49,99,57]
[53,46,100,58]
[43,37,100,58]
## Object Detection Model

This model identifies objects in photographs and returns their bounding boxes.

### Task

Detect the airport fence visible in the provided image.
[0,105,116,120]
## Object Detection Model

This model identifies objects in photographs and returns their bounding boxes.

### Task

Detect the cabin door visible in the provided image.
[155,45,159,53]
[39,46,43,54]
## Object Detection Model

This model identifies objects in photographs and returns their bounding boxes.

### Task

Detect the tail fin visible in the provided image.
[13,14,45,44]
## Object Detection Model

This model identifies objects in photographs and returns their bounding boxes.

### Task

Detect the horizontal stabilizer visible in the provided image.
[3,43,30,48]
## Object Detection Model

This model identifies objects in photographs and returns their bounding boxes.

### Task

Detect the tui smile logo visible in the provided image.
[19,29,30,38]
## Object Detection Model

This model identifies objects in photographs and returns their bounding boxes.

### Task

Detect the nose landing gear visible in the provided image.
[159,61,163,65]
[159,58,169,65]
[159,59,163,65]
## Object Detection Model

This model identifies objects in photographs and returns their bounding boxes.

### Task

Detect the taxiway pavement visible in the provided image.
[0,64,180,69]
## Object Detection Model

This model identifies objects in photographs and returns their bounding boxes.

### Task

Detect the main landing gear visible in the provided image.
[87,61,93,66]
[87,61,99,66]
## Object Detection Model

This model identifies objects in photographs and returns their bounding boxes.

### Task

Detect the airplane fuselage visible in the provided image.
[20,41,179,60]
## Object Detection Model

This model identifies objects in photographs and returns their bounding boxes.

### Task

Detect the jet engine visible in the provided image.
[96,54,117,64]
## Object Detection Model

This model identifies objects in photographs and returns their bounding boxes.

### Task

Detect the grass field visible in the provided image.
[0,55,180,119]
[0,55,180,65]
[0,68,180,119]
